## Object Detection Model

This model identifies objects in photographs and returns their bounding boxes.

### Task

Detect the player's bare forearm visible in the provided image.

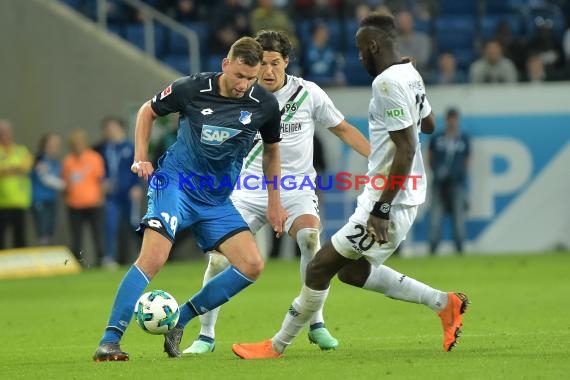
[134,101,158,162]
[132,101,158,180]
[421,112,436,134]
[330,120,371,157]
[262,142,281,205]
[378,127,416,204]
[262,142,288,235]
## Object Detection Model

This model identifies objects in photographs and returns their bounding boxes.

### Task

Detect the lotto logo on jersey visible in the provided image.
[160,84,172,100]
[386,108,405,118]
[201,125,242,145]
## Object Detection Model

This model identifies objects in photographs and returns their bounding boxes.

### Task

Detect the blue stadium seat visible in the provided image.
[107,23,125,39]
[168,22,209,56]
[125,23,145,50]
[343,55,371,86]
[439,0,478,15]
[60,0,96,19]
[414,18,432,34]
[206,54,225,72]
[295,20,313,47]
[163,54,190,75]
[435,16,476,51]
[343,19,359,53]
[480,14,525,40]
[453,49,476,70]
[485,2,512,15]
[326,20,342,51]
[60,0,81,9]
[296,20,343,51]
[125,23,166,57]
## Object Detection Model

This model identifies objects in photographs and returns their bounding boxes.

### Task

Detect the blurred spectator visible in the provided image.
[493,20,527,73]
[0,120,33,249]
[428,108,470,254]
[384,0,436,21]
[155,0,205,21]
[395,11,432,72]
[208,0,251,55]
[294,0,341,20]
[469,40,518,83]
[429,52,467,85]
[527,17,566,80]
[354,3,372,23]
[173,0,203,22]
[62,130,105,266]
[302,22,345,87]
[250,0,298,48]
[524,54,548,82]
[31,133,66,246]
[563,28,570,66]
[94,117,142,268]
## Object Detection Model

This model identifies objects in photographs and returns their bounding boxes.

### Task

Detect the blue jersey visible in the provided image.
[31,156,62,203]
[151,72,281,205]
[94,140,140,201]
[429,132,470,185]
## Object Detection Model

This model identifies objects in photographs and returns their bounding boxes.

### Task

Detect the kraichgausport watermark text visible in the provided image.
[147,172,422,191]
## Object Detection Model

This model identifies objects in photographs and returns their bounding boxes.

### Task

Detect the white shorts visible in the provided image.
[331,194,418,267]
[230,190,320,234]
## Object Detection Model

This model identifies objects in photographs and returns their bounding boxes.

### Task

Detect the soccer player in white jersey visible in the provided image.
[182,30,370,354]
[232,14,470,359]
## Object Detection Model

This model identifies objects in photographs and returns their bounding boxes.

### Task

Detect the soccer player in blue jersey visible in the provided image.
[93,36,288,361]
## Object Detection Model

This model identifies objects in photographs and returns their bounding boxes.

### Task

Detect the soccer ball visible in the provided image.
[135,290,180,335]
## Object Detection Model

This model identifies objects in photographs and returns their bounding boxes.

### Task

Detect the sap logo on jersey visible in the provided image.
[201,125,242,145]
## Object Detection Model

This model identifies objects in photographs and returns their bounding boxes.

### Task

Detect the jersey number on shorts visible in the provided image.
[345,225,375,252]
[160,212,178,234]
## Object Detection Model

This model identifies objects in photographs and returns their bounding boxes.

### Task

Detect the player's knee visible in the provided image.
[305,257,330,287]
[208,252,230,273]
[337,266,367,288]
[296,228,320,254]
[238,256,264,280]
[135,248,169,278]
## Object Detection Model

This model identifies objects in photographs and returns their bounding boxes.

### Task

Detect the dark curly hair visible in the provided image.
[254,30,293,59]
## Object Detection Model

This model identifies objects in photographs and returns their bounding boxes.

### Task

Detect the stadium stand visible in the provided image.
[59,0,569,85]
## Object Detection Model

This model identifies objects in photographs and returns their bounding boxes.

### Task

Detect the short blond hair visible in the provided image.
[228,37,264,66]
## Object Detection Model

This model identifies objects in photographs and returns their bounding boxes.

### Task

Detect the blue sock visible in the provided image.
[100,265,150,344]
[176,265,254,329]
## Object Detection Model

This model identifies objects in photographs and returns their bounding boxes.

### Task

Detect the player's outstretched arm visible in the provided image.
[262,142,288,237]
[131,100,158,180]
[329,120,371,157]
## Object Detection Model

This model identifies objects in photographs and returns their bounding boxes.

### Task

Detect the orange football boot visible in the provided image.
[232,340,283,359]
[438,292,470,352]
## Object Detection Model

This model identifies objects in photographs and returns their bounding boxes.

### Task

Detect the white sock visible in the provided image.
[272,285,329,353]
[363,265,448,311]
[296,228,325,326]
[197,253,230,339]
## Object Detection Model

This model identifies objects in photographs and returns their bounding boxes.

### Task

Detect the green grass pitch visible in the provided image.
[2,253,570,379]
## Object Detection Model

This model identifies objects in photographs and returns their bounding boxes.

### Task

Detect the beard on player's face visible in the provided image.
[364,53,379,77]
[221,58,260,98]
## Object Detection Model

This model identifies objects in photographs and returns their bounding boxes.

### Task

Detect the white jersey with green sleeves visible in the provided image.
[239,75,344,193]
[362,61,431,206]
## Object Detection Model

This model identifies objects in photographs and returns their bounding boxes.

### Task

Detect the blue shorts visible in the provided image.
[139,157,249,252]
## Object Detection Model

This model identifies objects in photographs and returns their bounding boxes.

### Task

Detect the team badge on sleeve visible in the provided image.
[160,84,172,100]
[239,111,252,125]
